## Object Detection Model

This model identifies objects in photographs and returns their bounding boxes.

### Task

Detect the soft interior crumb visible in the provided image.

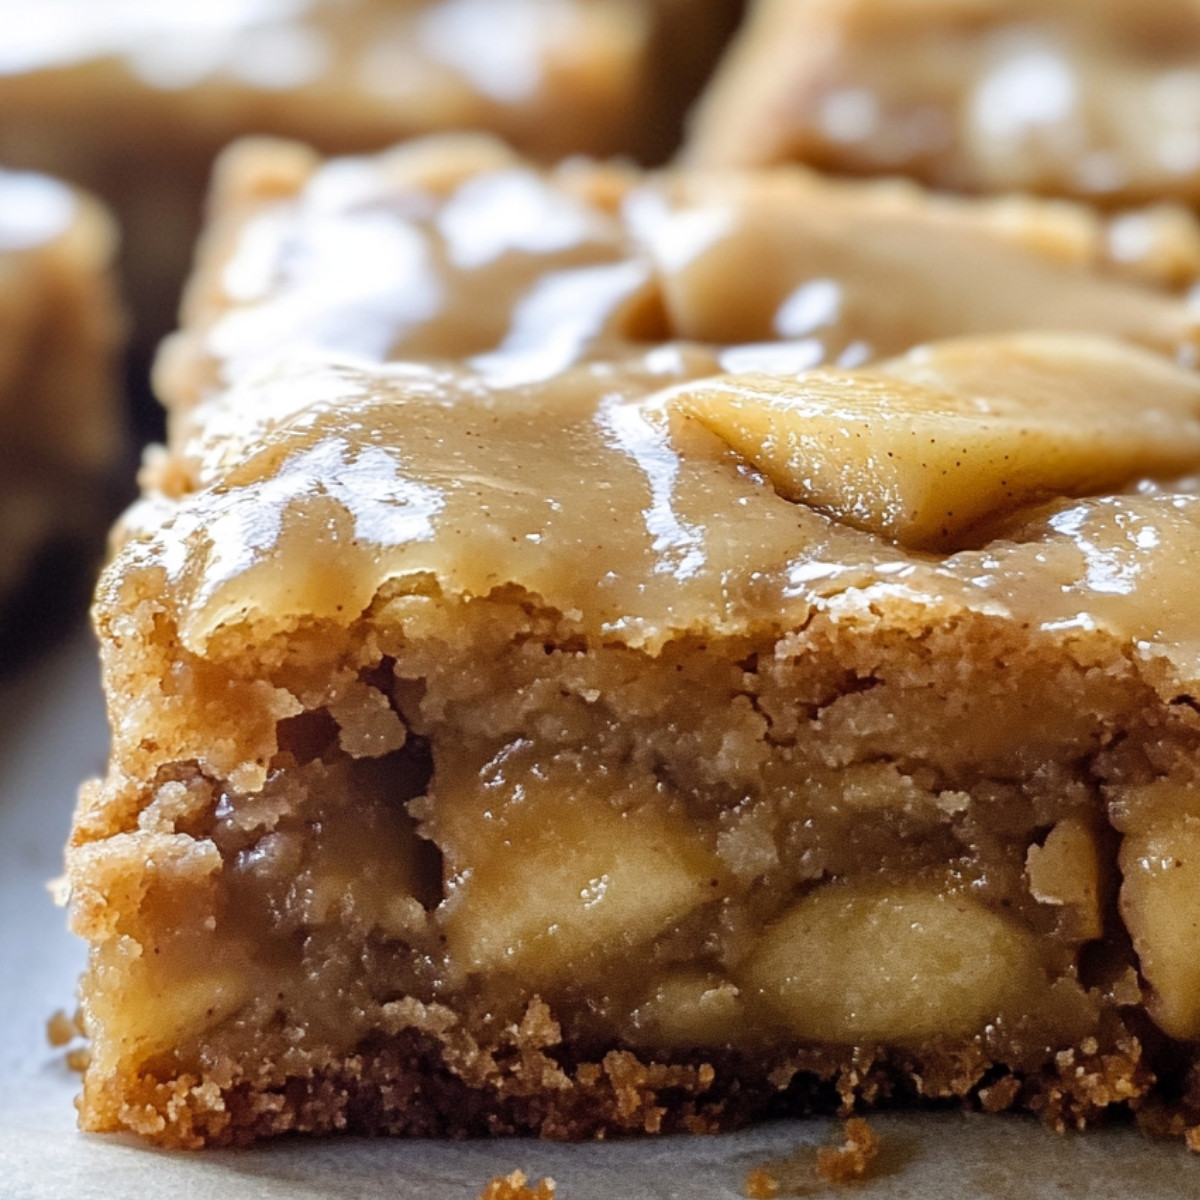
[477,1170,557,1200]
[815,1118,881,1184]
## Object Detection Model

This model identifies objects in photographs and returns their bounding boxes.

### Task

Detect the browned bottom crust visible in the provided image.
[89,1000,1200,1149]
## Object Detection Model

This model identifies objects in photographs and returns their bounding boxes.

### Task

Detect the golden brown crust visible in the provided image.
[74,1003,1177,1149]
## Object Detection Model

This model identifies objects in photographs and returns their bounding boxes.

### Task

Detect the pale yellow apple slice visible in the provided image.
[664,333,1200,550]
[438,746,724,983]
[1119,800,1200,1040]
[742,881,1043,1044]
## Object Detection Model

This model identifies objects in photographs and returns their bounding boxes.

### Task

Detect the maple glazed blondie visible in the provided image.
[0,166,123,651]
[0,0,740,360]
[688,0,1200,207]
[70,140,1200,1147]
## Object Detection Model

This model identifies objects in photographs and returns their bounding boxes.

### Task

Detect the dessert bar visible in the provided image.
[687,0,1200,206]
[68,140,1200,1147]
[0,166,123,660]
[0,0,740,357]
[156,134,1200,430]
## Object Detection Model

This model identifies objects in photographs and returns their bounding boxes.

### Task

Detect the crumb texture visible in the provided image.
[478,1171,556,1200]
[816,1118,881,1185]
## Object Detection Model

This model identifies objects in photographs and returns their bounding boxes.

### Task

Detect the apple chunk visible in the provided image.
[627,970,749,1048]
[743,881,1042,1044]
[665,333,1200,550]
[1119,812,1200,1040]
[438,746,724,983]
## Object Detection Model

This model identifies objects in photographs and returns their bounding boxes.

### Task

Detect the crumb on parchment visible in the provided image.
[46,1007,89,1071]
[745,1118,881,1196]
[477,1170,557,1200]
[46,1009,78,1047]
[743,1166,781,1198]
[815,1118,880,1184]
[66,1047,91,1072]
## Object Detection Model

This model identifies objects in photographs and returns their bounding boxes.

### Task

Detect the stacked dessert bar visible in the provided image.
[0,166,122,663]
[66,127,1200,1148]
[0,0,742,358]
[688,0,1200,206]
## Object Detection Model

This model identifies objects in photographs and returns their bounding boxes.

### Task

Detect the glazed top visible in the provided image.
[112,334,1200,696]
[0,0,647,103]
[111,139,1200,683]
[159,135,1200,432]
[688,0,1200,205]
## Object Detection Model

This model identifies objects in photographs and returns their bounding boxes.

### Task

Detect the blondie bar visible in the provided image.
[68,142,1200,1147]
[155,134,1200,431]
[0,1,739,358]
[0,166,123,659]
[687,0,1200,206]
